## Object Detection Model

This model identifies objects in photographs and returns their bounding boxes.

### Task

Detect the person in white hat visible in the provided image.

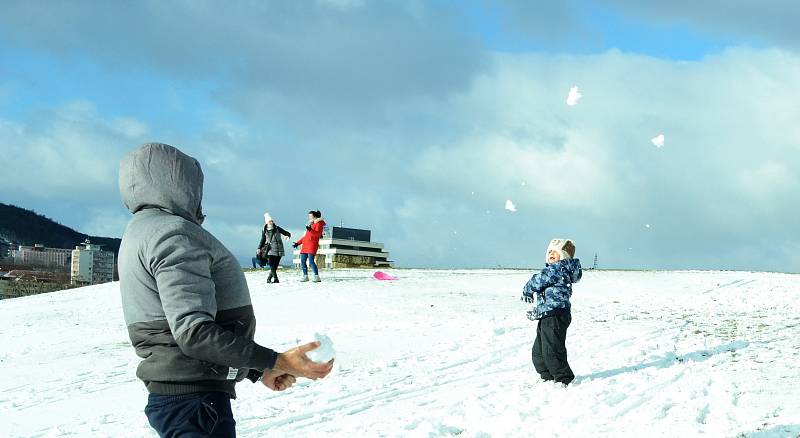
[256,212,291,283]
[521,238,582,386]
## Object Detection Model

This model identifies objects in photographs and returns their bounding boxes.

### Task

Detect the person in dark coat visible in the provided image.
[521,238,582,386]
[118,143,333,438]
[257,212,291,283]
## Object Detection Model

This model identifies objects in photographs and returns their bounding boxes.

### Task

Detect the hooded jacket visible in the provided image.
[522,258,582,320]
[118,143,277,397]
[295,219,325,254]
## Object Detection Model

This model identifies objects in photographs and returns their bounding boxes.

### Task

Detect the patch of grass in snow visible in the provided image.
[714,319,740,340]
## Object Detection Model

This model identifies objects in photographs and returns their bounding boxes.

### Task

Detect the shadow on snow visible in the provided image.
[575,340,750,384]
[740,424,800,438]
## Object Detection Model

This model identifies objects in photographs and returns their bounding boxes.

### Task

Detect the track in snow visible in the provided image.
[2,269,799,437]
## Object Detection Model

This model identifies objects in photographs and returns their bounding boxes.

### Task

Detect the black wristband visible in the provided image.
[247,368,263,383]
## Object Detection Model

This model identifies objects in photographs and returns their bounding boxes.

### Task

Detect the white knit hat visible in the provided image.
[546,238,575,262]
[264,212,273,224]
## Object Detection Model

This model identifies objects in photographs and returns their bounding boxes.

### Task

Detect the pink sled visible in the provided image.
[373,271,398,281]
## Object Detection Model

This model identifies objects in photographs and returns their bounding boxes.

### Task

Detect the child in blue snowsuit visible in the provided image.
[521,238,582,386]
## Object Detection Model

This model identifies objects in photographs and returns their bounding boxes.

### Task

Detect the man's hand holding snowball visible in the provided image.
[261,340,335,391]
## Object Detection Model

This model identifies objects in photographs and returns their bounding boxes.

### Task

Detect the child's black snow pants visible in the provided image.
[531,312,574,385]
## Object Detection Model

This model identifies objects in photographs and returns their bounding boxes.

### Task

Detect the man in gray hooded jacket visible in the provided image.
[119,143,333,437]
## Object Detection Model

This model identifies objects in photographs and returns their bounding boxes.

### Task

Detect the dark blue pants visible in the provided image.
[300,253,318,275]
[145,392,236,438]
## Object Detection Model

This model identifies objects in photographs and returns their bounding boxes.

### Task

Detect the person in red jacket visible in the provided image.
[293,210,326,282]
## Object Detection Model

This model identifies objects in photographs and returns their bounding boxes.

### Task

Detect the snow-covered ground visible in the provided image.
[2,269,799,437]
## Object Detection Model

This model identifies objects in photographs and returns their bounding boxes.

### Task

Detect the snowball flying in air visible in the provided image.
[505,200,517,212]
[651,134,665,148]
[566,86,582,106]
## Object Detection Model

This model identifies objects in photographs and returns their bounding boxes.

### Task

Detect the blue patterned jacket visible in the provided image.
[522,258,582,320]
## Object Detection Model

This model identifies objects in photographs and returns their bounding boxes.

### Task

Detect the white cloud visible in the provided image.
[412,133,621,217]
[0,1,486,134]
[0,102,149,200]
[110,117,150,139]
[398,47,800,270]
[738,161,799,213]
[82,207,130,238]
[2,8,800,271]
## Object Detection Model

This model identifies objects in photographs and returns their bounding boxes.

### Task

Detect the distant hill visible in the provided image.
[0,203,121,255]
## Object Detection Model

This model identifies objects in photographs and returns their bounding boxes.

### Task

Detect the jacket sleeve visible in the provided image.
[522,275,539,296]
[307,221,324,239]
[149,227,277,371]
[246,368,262,383]
[257,225,266,249]
[571,260,583,283]
[522,265,557,295]
[278,226,291,238]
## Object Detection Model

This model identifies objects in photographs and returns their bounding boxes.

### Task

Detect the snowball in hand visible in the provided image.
[306,333,335,363]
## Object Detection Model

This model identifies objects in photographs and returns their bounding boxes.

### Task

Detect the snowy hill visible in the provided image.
[2,269,799,437]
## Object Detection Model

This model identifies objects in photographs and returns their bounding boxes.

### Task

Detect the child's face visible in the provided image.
[547,250,561,264]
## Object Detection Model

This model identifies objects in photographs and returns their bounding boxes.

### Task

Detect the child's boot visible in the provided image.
[300,274,309,282]
[312,274,321,283]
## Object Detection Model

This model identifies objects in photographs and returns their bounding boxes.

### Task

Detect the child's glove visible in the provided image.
[520,291,534,303]
[306,225,312,231]
[292,242,300,248]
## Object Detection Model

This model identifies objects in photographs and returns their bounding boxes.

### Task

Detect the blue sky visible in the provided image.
[1,1,798,271]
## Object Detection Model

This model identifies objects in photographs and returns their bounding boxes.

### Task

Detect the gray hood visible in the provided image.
[119,143,206,225]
